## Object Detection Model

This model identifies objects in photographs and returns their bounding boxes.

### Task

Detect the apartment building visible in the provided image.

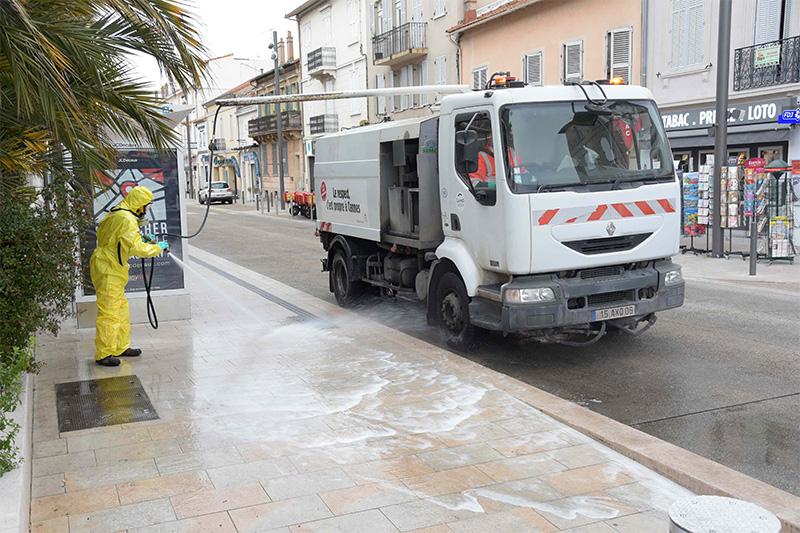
[368,0,462,119]
[448,0,642,88]
[160,54,271,197]
[248,34,306,201]
[647,0,800,171]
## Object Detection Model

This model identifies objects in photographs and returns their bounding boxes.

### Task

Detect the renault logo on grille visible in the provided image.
[606,222,617,236]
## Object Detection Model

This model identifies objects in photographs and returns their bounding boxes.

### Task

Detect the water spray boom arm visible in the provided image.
[215,85,470,107]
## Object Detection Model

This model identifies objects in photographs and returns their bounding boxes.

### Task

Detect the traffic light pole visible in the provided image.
[712,0,732,258]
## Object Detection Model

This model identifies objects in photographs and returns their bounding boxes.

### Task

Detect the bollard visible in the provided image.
[749,217,758,276]
[669,496,780,533]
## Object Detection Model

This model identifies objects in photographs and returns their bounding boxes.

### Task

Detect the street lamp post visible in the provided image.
[711,0,732,258]
[270,31,286,211]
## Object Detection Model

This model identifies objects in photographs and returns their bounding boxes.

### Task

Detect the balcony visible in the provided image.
[372,22,427,67]
[733,35,800,91]
[309,114,338,135]
[307,47,336,79]
[248,110,302,138]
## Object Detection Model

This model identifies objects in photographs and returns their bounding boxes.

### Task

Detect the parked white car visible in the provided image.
[199,181,234,204]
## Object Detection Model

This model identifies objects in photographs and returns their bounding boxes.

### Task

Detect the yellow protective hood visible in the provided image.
[119,186,154,214]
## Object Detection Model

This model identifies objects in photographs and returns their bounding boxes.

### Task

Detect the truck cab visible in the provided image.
[315,82,684,347]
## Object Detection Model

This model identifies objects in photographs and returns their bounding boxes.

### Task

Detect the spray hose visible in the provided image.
[141,105,222,329]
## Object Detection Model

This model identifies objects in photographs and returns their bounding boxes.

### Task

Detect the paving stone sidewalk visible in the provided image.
[29,248,693,533]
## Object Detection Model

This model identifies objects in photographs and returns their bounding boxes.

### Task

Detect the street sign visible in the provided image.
[777,109,800,124]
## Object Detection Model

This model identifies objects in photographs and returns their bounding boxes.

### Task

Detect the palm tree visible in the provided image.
[0,0,208,188]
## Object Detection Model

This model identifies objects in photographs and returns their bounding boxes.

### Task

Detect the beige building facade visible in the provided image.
[449,0,643,89]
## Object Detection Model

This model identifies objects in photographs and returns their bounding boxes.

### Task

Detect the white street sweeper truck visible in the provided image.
[220,76,685,346]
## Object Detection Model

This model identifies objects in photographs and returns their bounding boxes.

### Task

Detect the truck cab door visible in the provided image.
[439,107,506,276]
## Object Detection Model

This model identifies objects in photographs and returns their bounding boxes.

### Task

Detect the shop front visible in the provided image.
[662,97,798,260]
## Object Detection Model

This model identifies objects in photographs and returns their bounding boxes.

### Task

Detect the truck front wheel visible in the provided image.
[330,250,361,307]
[435,272,474,349]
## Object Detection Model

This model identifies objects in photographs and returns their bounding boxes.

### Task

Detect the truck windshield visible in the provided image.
[501,100,674,193]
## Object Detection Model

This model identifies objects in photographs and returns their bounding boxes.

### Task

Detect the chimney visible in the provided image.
[278,38,286,65]
[464,0,477,10]
[286,31,294,62]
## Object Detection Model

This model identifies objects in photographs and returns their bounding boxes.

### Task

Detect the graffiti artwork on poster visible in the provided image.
[81,149,185,296]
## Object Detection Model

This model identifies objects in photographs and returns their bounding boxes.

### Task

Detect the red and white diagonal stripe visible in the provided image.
[534,198,676,226]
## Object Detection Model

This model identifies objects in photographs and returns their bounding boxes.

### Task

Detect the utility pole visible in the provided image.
[185,117,194,199]
[712,0,732,258]
[271,31,286,210]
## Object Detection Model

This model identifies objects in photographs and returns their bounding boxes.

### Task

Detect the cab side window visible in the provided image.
[454,112,497,205]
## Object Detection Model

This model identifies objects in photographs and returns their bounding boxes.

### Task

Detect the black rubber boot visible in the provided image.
[96,356,120,367]
[119,348,142,357]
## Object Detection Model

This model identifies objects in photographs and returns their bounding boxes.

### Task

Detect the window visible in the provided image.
[454,111,497,204]
[562,40,583,83]
[271,143,278,175]
[523,51,543,86]
[472,66,488,90]
[320,6,332,45]
[606,28,632,83]
[671,0,704,70]
[394,0,406,26]
[754,0,788,44]
[433,0,446,18]
[302,23,312,53]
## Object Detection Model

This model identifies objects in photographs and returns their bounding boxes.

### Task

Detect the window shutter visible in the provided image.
[609,29,632,83]
[400,66,409,110]
[434,0,446,17]
[435,56,447,85]
[563,41,582,83]
[687,0,704,66]
[348,0,359,43]
[302,24,312,53]
[672,0,704,69]
[420,59,429,105]
[386,70,395,112]
[412,0,423,21]
[376,74,386,114]
[754,0,782,44]
[351,65,360,115]
[524,52,542,86]
[472,66,487,90]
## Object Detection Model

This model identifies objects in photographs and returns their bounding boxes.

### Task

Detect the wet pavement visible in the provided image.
[30,247,694,532]
[184,203,800,497]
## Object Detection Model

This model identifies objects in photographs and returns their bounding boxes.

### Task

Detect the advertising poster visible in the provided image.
[82,149,185,296]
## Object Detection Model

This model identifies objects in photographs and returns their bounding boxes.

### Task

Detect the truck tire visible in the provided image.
[330,249,362,307]
[435,271,474,349]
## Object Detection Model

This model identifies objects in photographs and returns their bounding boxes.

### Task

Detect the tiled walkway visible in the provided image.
[30,248,692,532]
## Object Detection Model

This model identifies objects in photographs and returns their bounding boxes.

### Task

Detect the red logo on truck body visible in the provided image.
[320,181,327,201]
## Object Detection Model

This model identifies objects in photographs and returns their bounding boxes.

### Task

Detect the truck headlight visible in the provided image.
[664,270,683,286]
[505,287,556,303]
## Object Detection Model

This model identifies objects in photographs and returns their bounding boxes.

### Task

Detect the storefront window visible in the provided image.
[759,146,783,165]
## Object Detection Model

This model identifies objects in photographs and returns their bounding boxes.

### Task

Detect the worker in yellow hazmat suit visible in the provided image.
[90,186,169,366]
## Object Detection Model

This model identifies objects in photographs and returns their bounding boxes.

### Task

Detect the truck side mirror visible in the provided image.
[455,130,479,174]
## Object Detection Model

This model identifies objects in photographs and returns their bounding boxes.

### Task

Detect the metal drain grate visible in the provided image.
[55,375,158,433]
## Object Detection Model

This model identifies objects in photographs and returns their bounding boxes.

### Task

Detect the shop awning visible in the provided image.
[667,123,793,149]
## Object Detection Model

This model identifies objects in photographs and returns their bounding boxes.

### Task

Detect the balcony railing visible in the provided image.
[372,22,427,66]
[733,35,800,91]
[309,114,338,135]
[307,47,336,77]
[248,110,302,138]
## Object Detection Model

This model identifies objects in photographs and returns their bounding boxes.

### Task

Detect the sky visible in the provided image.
[131,0,297,89]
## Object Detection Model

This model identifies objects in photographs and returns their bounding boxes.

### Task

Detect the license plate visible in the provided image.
[592,304,636,321]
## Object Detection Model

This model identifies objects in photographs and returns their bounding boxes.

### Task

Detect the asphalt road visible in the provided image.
[185,202,800,495]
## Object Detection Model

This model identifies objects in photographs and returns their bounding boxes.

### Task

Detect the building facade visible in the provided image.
[448,0,643,88]
[368,0,462,120]
[647,0,800,171]
[160,54,271,198]
[248,35,306,203]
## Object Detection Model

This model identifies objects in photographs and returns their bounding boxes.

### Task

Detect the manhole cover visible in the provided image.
[55,375,158,433]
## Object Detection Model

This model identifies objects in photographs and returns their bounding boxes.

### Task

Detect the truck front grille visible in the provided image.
[562,233,652,255]
[579,265,623,279]
[587,290,632,306]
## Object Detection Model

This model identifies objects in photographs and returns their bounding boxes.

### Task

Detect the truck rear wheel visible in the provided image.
[435,272,474,349]
[330,250,362,307]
